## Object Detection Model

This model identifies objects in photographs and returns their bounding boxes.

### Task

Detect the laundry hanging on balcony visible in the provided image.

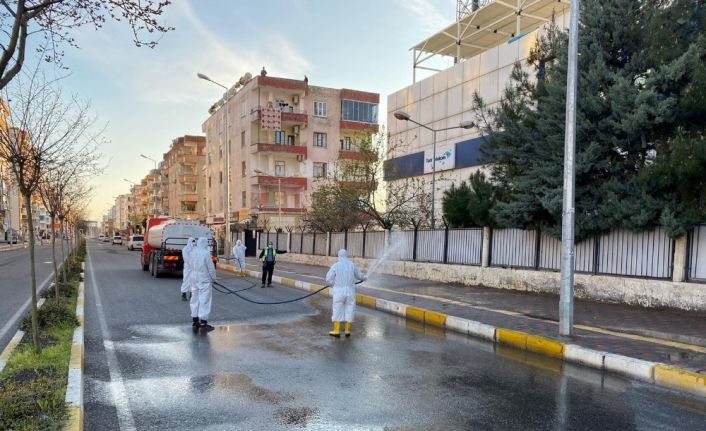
[260,104,281,131]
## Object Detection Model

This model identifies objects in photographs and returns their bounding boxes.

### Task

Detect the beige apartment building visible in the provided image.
[386,0,570,219]
[114,194,130,233]
[159,135,206,221]
[202,73,379,231]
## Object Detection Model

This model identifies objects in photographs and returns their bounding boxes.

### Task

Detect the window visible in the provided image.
[275,131,285,144]
[313,162,327,178]
[240,102,247,117]
[219,171,223,184]
[241,131,245,148]
[275,161,285,177]
[287,135,295,146]
[341,136,352,151]
[241,161,246,177]
[314,101,328,117]
[341,100,378,123]
[242,191,247,208]
[314,132,327,147]
[208,176,211,188]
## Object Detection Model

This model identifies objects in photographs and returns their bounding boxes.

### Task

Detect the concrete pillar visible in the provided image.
[672,234,688,282]
[482,226,491,268]
[326,231,331,256]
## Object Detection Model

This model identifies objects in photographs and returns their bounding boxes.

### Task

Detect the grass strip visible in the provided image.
[0,241,85,431]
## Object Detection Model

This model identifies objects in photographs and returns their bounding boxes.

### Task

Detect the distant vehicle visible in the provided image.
[141,217,215,278]
[98,234,105,241]
[102,236,110,243]
[4,230,19,244]
[112,235,123,245]
[127,235,144,251]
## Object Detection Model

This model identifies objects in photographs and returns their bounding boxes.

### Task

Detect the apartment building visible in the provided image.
[386,0,570,217]
[114,194,131,233]
[202,73,379,231]
[0,159,20,239]
[160,135,206,221]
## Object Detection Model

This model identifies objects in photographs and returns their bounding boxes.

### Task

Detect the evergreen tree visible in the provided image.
[442,181,472,228]
[467,171,497,227]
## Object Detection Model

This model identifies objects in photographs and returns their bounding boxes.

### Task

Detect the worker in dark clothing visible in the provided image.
[259,241,287,287]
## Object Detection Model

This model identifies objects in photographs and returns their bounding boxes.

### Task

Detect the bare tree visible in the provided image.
[0,69,98,351]
[0,0,173,89]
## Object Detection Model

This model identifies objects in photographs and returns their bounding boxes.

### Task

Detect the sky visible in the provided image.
[41,0,460,219]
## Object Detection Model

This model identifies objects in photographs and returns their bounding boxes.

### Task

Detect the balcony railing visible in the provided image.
[338,150,378,162]
[251,143,307,158]
[255,206,306,214]
[252,175,308,189]
[250,106,308,125]
[178,154,199,164]
[179,174,198,183]
[340,120,379,132]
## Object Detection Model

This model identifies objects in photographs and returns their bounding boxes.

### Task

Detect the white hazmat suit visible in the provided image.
[232,240,247,272]
[325,249,366,337]
[180,237,196,298]
[190,237,216,329]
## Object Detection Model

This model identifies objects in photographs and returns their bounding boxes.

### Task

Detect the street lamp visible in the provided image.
[198,71,233,259]
[254,168,288,228]
[393,111,475,229]
[123,179,136,185]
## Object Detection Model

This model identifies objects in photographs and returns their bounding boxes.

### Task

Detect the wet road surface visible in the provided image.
[84,241,706,430]
[0,242,64,352]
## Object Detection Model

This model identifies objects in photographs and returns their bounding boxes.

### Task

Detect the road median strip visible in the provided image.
[216,262,705,398]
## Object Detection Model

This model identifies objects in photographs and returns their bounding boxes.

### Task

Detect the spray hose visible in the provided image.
[211,271,364,305]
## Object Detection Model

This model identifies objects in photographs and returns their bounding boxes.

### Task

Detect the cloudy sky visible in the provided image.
[48,0,458,219]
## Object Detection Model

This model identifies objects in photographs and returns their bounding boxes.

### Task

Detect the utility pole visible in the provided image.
[559,0,580,337]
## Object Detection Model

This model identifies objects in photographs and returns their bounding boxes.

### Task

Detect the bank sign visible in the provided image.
[423,145,455,174]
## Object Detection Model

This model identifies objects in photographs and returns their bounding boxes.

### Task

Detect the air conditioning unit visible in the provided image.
[292,94,300,105]
[296,154,304,162]
[293,125,300,135]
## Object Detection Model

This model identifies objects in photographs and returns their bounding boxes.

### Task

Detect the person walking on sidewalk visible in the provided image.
[180,237,196,301]
[190,237,216,332]
[326,249,366,337]
[232,239,247,273]
[258,241,286,287]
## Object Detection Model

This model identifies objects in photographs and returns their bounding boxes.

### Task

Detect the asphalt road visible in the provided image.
[85,240,706,430]
[0,241,70,352]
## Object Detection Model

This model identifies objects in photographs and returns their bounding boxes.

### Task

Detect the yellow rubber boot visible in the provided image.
[329,321,341,337]
[344,322,351,337]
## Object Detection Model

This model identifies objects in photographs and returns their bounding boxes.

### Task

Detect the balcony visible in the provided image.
[252,175,308,189]
[179,173,198,183]
[250,107,308,126]
[178,154,199,164]
[254,206,306,215]
[340,120,379,133]
[178,193,199,202]
[338,150,378,162]
[251,143,307,159]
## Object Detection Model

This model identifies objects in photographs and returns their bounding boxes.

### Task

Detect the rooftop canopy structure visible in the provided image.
[411,0,571,82]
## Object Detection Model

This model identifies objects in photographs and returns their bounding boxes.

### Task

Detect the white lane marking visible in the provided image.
[0,271,54,348]
[87,247,137,431]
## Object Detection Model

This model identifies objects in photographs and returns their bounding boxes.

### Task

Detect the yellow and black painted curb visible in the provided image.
[217,262,706,398]
[64,264,85,431]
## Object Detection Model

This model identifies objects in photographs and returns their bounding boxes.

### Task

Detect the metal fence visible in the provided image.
[259,225,699,282]
[688,225,706,282]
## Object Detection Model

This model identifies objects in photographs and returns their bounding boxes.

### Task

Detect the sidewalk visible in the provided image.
[220,256,706,396]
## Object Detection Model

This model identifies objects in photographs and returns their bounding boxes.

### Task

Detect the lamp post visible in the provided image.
[198,72,233,259]
[254,169,286,228]
[393,111,474,229]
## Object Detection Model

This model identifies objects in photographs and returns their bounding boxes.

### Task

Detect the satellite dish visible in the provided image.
[243,72,252,81]
[238,76,247,86]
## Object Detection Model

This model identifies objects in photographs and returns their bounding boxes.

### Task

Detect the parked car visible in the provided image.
[127,234,144,251]
[98,234,105,241]
[112,235,123,245]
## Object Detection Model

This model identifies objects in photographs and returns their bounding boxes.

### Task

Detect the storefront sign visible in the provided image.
[423,145,455,174]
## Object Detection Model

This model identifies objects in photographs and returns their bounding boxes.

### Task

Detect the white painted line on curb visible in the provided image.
[564,344,606,370]
[0,270,55,348]
[87,248,137,431]
[603,353,656,382]
[0,330,24,372]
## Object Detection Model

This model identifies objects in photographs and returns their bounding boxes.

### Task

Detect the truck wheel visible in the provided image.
[142,254,149,271]
[153,255,162,278]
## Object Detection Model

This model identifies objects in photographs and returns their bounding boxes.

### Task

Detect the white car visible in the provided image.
[111,235,123,245]
[127,234,144,251]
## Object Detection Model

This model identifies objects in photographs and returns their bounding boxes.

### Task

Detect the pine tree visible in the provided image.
[442,181,472,228]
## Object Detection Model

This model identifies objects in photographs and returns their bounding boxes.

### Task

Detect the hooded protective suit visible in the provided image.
[232,239,247,272]
[180,237,196,294]
[190,237,216,321]
[326,249,366,322]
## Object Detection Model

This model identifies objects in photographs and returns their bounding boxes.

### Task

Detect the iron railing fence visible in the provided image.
[688,225,706,282]
[258,225,693,281]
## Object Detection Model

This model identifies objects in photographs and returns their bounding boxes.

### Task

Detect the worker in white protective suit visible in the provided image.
[190,237,217,332]
[325,249,366,337]
[180,237,197,301]
[232,239,247,274]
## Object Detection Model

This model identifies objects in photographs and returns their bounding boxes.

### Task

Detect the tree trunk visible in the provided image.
[23,193,40,352]
[50,214,59,302]
[60,217,67,286]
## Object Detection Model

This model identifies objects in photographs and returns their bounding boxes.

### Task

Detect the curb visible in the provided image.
[217,262,706,398]
[0,299,46,373]
[64,265,85,431]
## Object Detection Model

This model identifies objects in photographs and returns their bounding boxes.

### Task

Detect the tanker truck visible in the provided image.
[141,217,217,278]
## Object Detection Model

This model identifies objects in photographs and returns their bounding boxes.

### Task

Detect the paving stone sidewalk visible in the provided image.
[238,258,706,374]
